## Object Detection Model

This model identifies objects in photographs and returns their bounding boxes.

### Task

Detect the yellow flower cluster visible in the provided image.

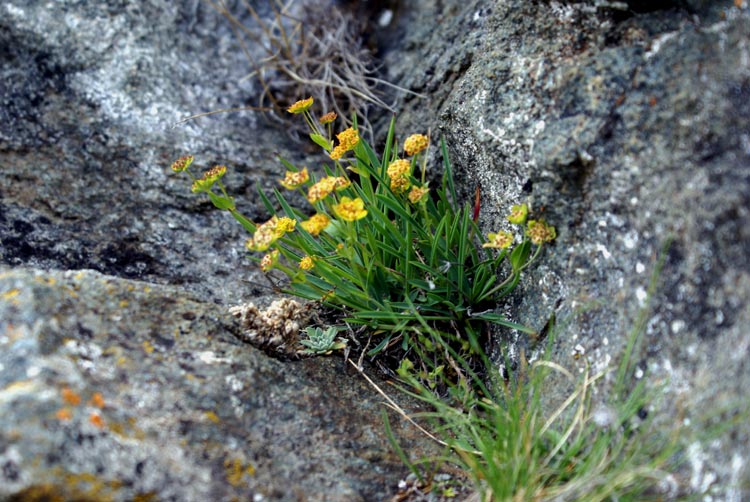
[404,134,429,156]
[300,213,331,236]
[333,197,367,221]
[482,231,514,249]
[307,176,350,203]
[299,256,314,270]
[387,159,411,194]
[526,220,556,245]
[246,216,297,251]
[280,167,310,190]
[330,128,360,160]
[287,97,313,114]
[191,165,227,193]
[171,155,194,172]
[408,185,429,204]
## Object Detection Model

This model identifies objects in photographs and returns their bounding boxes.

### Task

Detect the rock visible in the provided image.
[384,0,750,497]
[0,267,436,501]
[0,1,439,500]
[0,0,294,305]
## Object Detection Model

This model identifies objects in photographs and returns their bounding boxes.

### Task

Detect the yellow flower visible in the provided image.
[260,249,279,272]
[333,197,368,221]
[329,145,346,160]
[307,176,349,203]
[337,128,359,150]
[387,159,411,194]
[482,231,514,249]
[307,177,336,203]
[387,159,411,178]
[404,134,429,156]
[191,165,227,193]
[246,216,280,251]
[526,220,556,245]
[329,127,359,160]
[171,155,194,172]
[274,217,297,237]
[280,167,309,190]
[299,256,314,270]
[390,175,411,194]
[319,111,337,124]
[300,213,331,236]
[408,185,429,203]
[287,97,313,114]
[332,176,351,190]
[507,203,529,225]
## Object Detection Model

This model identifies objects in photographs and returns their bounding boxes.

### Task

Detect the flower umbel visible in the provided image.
[404,134,429,156]
[274,217,297,237]
[330,127,359,160]
[260,249,279,272]
[307,176,350,203]
[408,185,430,204]
[280,167,310,190]
[191,165,227,193]
[482,231,514,249]
[300,213,331,236]
[333,197,368,221]
[319,112,337,125]
[387,159,412,194]
[171,155,194,172]
[526,220,557,245]
[246,216,280,252]
[287,97,314,114]
[299,256,314,270]
[508,203,529,225]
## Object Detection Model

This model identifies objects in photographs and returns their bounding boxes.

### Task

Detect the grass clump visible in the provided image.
[171,97,555,371]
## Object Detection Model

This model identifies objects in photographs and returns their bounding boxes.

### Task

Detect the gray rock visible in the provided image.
[384,0,750,497]
[0,0,295,305]
[0,1,438,500]
[0,267,436,501]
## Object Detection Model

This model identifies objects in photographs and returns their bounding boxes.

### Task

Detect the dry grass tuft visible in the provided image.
[205,0,421,139]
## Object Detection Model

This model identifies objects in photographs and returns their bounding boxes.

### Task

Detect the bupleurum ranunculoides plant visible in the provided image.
[171,97,555,363]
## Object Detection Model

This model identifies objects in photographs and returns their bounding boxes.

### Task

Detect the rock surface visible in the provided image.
[0,1,438,501]
[3,0,750,499]
[383,0,750,497]
[0,267,433,501]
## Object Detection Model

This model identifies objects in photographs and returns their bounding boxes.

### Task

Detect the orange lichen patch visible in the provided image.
[61,387,82,406]
[204,411,220,424]
[119,300,129,308]
[89,392,105,408]
[56,408,73,421]
[142,341,155,354]
[89,412,105,429]
[224,457,255,487]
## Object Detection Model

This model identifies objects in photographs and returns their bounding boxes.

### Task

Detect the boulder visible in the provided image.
[384,0,750,497]
[0,1,437,500]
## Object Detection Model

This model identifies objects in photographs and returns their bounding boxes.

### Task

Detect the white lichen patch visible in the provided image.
[229,299,312,357]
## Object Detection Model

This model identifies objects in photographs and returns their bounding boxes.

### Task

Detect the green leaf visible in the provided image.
[207,192,234,210]
[309,133,332,151]
[510,240,532,272]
